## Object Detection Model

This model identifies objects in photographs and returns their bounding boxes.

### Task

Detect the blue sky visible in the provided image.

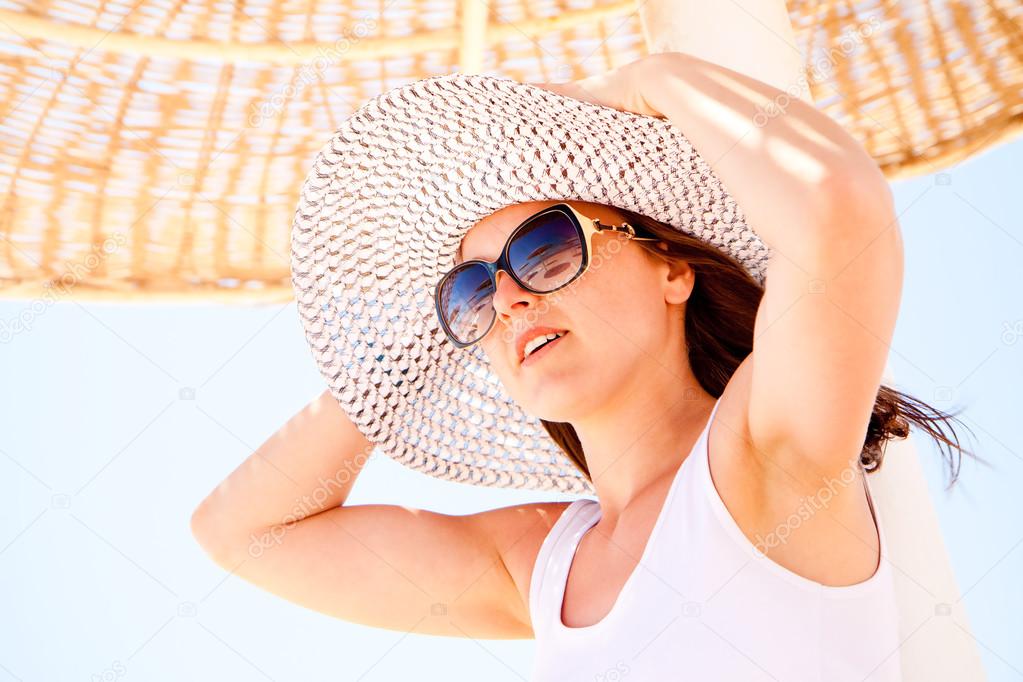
[1,137,1020,681]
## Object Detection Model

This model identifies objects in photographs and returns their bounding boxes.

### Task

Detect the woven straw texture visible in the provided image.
[0,0,1020,301]
[292,72,761,493]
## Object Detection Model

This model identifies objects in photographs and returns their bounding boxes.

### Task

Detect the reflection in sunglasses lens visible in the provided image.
[508,212,583,292]
[439,263,496,344]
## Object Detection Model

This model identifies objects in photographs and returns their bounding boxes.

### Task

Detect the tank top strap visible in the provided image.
[529,498,601,637]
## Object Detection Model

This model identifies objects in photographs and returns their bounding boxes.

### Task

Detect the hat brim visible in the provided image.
[290,73,769,492]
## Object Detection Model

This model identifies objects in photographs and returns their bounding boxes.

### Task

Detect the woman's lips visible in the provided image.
[521,331,568,367]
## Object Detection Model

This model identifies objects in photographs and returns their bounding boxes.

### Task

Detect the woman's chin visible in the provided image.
[516,388,585,424]
[501,358,592,419]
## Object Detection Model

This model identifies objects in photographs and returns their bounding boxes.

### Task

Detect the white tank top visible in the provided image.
[529,397,902,681]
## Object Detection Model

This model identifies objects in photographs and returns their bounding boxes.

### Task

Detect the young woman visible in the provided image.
[192,7,969,681]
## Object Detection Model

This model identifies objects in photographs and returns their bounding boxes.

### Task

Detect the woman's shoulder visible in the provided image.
[470,499,581,622]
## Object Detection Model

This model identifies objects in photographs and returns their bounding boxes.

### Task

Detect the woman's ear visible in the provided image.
[662,253,694,305]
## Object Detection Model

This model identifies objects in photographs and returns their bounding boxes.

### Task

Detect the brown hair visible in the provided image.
[539,205,976,486]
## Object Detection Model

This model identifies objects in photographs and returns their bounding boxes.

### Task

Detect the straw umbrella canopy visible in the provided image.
[0,0,1020,302]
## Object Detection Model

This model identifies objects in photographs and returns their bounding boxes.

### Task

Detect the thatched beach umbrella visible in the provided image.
[0,0,1020,301]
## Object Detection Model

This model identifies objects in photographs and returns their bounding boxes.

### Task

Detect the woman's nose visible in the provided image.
[491,269,540,318]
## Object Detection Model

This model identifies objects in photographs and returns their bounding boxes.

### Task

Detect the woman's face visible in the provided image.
[455,199,692,423]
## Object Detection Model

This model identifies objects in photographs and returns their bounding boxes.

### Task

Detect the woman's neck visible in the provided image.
[573,366,715,525]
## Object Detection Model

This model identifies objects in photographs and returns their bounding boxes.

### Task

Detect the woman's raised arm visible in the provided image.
[189,390,564,639]
[190,389,373,547]
[638,51,902,476]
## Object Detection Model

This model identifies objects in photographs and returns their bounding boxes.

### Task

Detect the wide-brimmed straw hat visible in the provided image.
[290,72,769,493]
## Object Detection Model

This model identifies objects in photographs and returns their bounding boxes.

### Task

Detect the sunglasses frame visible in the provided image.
[434,202,664,349]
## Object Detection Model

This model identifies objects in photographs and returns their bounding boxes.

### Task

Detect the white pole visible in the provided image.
[458,0,488,74]
[870,366,987,681]
[637,0,811,104]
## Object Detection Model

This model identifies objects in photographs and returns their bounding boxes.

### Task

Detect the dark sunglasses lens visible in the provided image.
[507,211,583,292]
[438,263,496,344]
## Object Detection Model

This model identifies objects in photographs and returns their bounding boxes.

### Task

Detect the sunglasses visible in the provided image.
[434,203,663,348]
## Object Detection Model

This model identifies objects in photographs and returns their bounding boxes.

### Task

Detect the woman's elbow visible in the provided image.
[190,498,231,559]
[816,160,897,236]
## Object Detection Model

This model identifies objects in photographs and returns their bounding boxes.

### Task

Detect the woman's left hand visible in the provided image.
[526,54,668,118]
